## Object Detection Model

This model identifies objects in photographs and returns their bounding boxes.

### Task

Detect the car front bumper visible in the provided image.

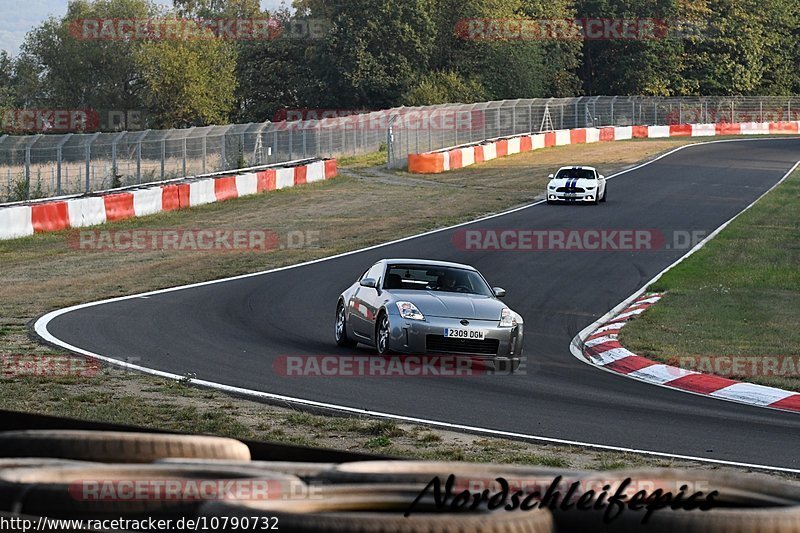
[386,314,524,365]
[548,192,598,202]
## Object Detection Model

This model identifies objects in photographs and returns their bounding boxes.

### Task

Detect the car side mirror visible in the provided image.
[599,175,605,179]
[360,278,377,288]
[547,173,554,179]
[493,287,506,298]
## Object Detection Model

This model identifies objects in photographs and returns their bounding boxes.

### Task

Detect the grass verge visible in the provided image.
[621,169,800,392]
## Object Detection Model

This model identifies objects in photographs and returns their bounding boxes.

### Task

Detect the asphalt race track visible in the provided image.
[42,139,800,470]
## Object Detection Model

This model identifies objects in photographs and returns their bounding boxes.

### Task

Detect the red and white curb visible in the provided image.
[582,293,800,414]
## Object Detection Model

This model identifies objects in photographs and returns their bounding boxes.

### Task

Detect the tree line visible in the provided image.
[1,0,797,129]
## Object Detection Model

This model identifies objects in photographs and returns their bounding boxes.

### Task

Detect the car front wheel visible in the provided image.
[335,301,357,347]
[376,313,391,356]
[601,187,607,202]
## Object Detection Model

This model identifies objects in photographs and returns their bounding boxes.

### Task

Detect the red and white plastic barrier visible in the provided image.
[582,294,800,414]
[0,159,338,241]
[407,120,800,174]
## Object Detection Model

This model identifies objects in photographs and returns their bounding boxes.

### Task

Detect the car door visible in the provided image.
[349,262,384,339]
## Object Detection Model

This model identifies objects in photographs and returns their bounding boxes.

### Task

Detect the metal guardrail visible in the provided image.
[1,96,797,200]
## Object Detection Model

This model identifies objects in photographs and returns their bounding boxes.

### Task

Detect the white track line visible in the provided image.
[35,137,800,474]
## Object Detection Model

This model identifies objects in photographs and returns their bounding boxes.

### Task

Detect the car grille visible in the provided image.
[556,187,585,193]
[426,335,499,356]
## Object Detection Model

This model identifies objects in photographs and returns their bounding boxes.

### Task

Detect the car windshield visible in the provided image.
[383,265,493,296]
[556,169,595,180]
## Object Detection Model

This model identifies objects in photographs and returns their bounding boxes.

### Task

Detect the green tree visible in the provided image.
[315,0,437,109]
[0,52,17,108]
[402,70,487,106]
[18,0,160,110]
[134,32,238,127]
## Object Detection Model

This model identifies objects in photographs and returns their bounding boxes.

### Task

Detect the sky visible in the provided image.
[0,0,290,56]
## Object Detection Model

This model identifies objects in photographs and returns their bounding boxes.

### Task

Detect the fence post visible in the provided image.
[221,132,227,171]
[387,113,399,169]
[136,133,145,184]
[454,109,459,147]
[512,105,517,135]
[574,101,578,128]
[160,138,166,180]
[85,132,100,193]
[759,100,763,122]
[55,134,71,196]
[24,143,31,200]
[202,133,207,173]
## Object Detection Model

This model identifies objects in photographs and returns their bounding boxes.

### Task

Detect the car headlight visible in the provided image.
[499,308,518,327]
[585,186,596,190]
[397,301,425,321]
[548,185,555,189]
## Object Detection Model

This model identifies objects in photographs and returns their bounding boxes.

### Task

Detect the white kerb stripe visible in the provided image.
[584,336,618,348]
[627,364,697,384]
[709,382,795,406]
[588,347,637,366]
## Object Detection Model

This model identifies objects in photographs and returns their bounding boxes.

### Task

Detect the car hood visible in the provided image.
[549,177,597,187]
[392,291,505,320]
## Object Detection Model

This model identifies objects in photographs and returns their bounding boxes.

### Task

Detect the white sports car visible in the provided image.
[546,166,607,204]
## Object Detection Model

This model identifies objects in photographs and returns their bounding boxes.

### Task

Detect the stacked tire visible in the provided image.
[1,430,799,532]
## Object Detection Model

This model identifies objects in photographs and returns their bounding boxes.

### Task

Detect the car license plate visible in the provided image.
[564,193,578,198]
[444,328,485,340]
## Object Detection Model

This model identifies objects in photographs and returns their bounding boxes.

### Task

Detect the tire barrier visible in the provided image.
[0,430,251,463]
[0,431,797,531]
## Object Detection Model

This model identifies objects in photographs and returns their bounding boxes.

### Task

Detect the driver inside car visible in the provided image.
[438,271,467,292]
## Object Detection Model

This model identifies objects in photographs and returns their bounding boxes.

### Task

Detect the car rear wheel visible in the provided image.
[376,313,391,356]
[335,301,357,348]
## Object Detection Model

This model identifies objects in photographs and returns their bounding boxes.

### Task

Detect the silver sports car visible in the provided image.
[335,259,524,370]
